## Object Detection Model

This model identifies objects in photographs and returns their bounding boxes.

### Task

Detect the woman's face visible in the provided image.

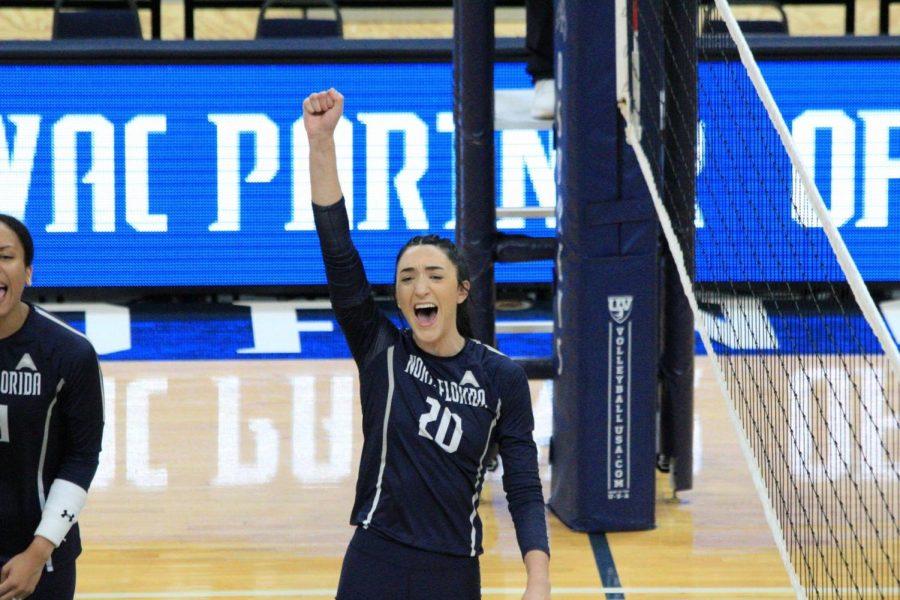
[395,244,469,351]
[0,222,31,322]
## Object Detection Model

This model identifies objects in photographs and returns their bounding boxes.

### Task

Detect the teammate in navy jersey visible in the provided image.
[303,89,551,599]
[0,215,104,600]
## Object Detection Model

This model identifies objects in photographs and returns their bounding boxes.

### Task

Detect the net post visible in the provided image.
[549,0,659,532]
[453,0,496,346]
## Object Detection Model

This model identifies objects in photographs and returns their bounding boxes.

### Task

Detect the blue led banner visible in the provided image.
[0,62,554,287]
[1,58,898,287]
[698,59,900,282]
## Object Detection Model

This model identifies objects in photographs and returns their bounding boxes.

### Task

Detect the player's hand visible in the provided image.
[303,88,344,143]
[0,542,49,600]
[522,579,551,600]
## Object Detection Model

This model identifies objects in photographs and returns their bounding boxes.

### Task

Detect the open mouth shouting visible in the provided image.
[413,302,439,327]
[0,284,7,302]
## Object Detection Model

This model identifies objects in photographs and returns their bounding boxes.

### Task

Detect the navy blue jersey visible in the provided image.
[315,200,549,558]
[0,304,103,568]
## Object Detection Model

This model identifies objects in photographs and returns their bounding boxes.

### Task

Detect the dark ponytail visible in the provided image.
[0,214,34,267]
[395,235,475,341]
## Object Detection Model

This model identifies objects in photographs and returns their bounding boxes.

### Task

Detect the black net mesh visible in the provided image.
[622,1,900,597]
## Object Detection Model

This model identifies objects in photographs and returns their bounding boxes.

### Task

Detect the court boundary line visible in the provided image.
[75,586,816,598]
[589,533,625,600]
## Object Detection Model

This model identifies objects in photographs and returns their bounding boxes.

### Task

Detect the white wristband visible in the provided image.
[34,479,88,547]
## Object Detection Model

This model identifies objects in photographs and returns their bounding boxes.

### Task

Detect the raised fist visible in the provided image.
[303,88,344,142]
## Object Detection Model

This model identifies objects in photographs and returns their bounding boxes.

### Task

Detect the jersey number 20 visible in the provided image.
[418,397,462,453]
[0,404,9,443]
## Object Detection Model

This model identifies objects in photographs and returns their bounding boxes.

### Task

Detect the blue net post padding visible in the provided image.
[548,0,659,531]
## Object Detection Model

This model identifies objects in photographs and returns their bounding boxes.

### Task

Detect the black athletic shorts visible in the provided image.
[336,527,481,600]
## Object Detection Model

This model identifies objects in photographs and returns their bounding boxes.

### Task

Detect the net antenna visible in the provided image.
[617,1,900,598]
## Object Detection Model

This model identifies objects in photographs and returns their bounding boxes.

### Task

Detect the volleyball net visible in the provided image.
[617,1,900,596]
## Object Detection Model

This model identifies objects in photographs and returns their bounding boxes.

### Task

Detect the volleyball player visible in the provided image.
[0,215,104,600]
[303,89,551,600]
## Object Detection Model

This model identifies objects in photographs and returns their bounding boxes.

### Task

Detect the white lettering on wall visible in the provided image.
[207,114,279,232]
[436,111,456,230]
[49,115,116,233]
[499,130,556,229]
[858,111,900,228]
[699,294,778,350]
[235,300,334,354]
[695,120,705,228]
[125,115,168,232]
[356,112,429,230]
[0,115,40,219]
[38,302,132,355]
[791,110,856,228]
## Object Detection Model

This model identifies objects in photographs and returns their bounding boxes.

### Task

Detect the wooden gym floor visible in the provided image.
[73,357,795,599]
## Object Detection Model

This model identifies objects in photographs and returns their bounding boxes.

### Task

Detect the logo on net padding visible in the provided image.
[607,295,633,501]
[608,296,634,324]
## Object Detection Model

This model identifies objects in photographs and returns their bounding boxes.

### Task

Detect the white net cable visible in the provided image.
[616,1,900,597]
